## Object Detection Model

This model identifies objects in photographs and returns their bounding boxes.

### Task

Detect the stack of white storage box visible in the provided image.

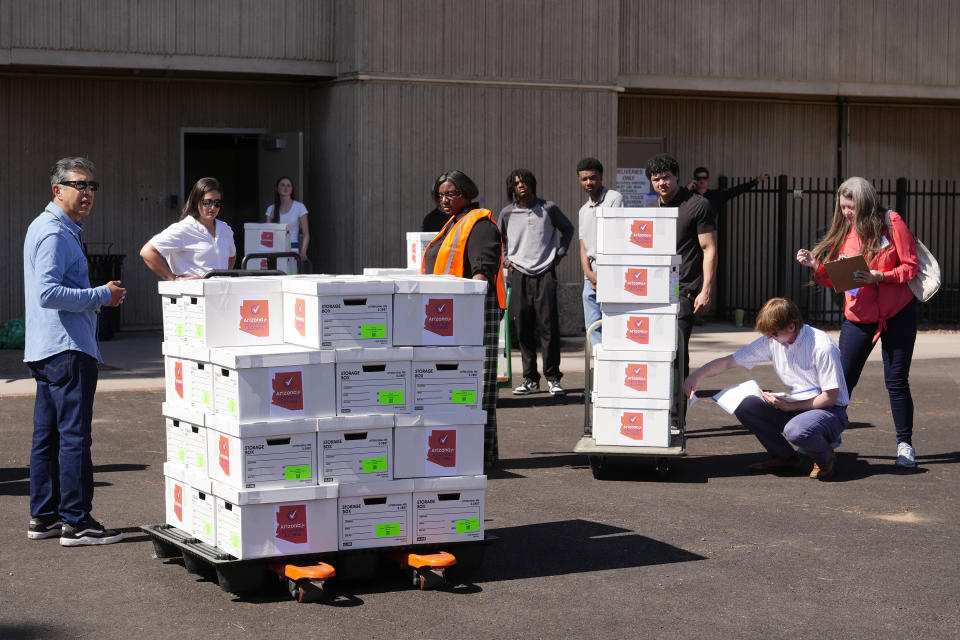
[244,223,298,274]
[158,272,487,562]
[593,208,681,448]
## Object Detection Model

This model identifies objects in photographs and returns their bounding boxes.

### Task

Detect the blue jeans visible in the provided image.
[28,351,99,525]
[735,396,848,464]
[839,299,917,445]
[582,278,601,347]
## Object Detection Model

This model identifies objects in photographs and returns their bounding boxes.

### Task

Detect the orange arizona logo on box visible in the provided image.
[427,429,457,468]
[424,298,454,337]
[239,300,270,337]
[260,231,274,249]
[294,298,306,337]
[623,363,648,392]
[173,483,183,521]
[174,361,184,398]
[626,316,650,344]
[630,220,654,248]
[218,435,230,475]
[275,504,308,544]
[624,268,648,296]
[619,412,644,440]
[272,371,304,411]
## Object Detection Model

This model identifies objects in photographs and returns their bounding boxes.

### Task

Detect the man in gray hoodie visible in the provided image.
[498,169,574,396]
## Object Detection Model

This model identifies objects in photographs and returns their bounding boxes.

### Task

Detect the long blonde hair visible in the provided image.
[812,177,886,266]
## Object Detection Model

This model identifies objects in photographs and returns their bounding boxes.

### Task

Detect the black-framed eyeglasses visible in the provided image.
[201,199,223,208]
[694,175,709,181]
[437,191,462,201]
[59,180,100,192]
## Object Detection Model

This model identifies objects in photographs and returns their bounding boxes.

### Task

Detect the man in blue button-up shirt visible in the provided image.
[23,157,126,546]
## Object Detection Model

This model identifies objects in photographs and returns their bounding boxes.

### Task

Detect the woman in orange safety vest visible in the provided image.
[421,170,506,469]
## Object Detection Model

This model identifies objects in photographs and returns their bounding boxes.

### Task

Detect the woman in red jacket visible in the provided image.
[796,177,920,468]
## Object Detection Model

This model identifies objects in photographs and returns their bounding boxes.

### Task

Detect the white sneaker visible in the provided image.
[895,442,916,468]
[547,379,565,396]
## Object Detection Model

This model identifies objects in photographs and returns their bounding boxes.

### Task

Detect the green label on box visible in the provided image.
[203,521,213,537]
[285,465,311,480]
[178,448,186,462]
[175,324,184,337]
[227,398,238,415]
[196,453,205,469]
[195,325,204,339]
[455,517,480,534]
[202,391,211,406]
[362,457,387,473]
[375,522,401,538]
[378,390,404,405]
[451,390,476,404]
[230,534,240,550]
[361,324,386,339]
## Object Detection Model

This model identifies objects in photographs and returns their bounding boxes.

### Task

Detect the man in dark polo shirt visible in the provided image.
[686,166,770,218]
[646,153,717,379]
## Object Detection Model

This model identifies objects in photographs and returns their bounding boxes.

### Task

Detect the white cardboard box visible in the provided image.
[362,267,420,277]
[213,481,338,560]
[597,207,678,255]
[163,461,211,533]
[600,302,679,352]
[391,276,486,346]
[248,255,300,275]
[336,347,413,415]
[338,479,414,550]
[405,231,437,270]
[595,254,681,305]
[316,414,395,484]
[411,346,484,412]
[394,411,486,479]
[593,347,675,400]
[413,475,486,544]
[282,276,394,349]
[209,344,336,423]
[157,282,185,344]
[593,397,673,447]
[165,417,209,483]
[244,223,292,254]
[189,483,217,546]
[178,277,285,348]
[205,415,318,490]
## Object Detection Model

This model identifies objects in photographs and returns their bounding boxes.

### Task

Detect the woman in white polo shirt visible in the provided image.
[140,177,236,280]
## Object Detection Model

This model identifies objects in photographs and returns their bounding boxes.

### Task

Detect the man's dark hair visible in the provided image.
[505,168,537,203]
[431,170,480,204]
[693,166,709,178]
[646,153,680,177]
[576,157,604,174]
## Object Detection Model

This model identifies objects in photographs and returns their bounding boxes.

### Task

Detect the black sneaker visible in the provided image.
[60,520,123,547]
[28,517,63,540]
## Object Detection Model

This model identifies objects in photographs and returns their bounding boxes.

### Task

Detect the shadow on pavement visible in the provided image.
[0,463,149,496]
[475,519,705,582]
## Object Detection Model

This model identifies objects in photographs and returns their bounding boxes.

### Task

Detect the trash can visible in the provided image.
[85,243,125,341]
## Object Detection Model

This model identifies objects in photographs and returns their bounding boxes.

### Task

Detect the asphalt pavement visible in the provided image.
[0,324,957,639]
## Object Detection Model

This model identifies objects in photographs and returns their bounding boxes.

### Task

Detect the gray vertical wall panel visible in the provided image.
[5,0,335,61]
[309,80,616,287]
[1,76,309,325]
[620,0,959,89]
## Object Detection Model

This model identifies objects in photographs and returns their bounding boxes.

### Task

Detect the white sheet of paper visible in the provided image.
[688,394,699,409]
[712,379,764,415]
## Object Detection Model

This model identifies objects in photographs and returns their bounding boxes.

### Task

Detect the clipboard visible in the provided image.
[823,255,869,292]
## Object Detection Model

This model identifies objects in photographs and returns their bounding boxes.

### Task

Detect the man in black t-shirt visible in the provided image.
[646,154,717,379]
[686,166,769,218]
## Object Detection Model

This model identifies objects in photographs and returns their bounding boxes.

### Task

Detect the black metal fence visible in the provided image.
[716,176,959,328]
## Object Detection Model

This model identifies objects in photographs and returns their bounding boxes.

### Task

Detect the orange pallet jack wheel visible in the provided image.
[267,561,336,603]
[394,551,457,590]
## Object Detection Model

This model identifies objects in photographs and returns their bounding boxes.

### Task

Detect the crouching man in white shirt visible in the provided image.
[682,297,849,480]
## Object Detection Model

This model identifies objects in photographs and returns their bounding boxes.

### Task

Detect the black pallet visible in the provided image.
[142,523,488,596]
